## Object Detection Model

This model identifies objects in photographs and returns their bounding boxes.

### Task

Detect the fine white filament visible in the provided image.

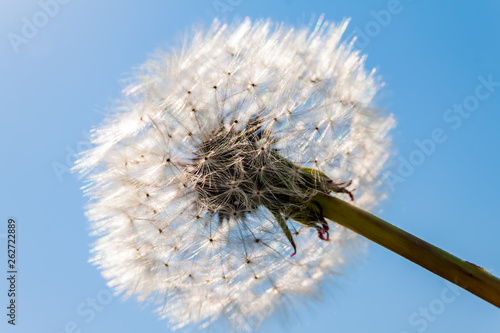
[74,17,394,331]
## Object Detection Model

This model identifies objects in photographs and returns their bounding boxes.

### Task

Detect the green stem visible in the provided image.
[314,193,500,308]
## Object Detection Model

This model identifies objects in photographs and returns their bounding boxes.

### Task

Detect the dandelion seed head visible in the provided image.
[75,17,394,331]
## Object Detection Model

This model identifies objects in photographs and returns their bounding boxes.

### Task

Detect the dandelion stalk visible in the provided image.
[315,193,500,307]
[74,16,497,331]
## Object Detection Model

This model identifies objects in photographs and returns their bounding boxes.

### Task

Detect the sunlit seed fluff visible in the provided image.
[74,17,394,331]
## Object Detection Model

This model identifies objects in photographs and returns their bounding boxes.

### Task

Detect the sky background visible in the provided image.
[1,0,500,332]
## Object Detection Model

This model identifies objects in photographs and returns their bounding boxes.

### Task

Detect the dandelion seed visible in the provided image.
[74,17,394,331]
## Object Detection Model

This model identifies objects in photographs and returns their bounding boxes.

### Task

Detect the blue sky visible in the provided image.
[1,0,499,332]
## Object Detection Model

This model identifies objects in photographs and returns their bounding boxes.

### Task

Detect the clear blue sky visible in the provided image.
[1,0,499,332]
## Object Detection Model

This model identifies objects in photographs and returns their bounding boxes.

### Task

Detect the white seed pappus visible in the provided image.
[74,17,394,331]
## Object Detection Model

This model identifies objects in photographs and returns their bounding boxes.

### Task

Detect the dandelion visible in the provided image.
[74,16,500,332]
